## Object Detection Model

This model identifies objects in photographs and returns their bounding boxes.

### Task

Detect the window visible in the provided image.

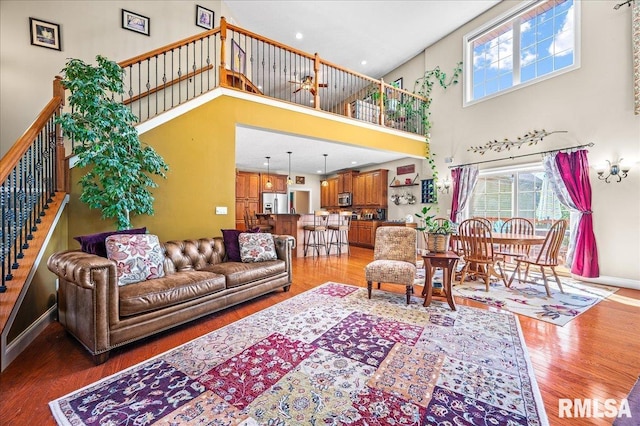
[463,0,580,105]
[469,164,571,267]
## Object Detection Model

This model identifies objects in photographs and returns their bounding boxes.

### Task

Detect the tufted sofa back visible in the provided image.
[162,238,226,274]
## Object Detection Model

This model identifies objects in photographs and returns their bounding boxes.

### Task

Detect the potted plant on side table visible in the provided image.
[415,206,456,253]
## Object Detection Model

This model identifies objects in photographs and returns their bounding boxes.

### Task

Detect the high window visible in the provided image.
[463,0,580,105]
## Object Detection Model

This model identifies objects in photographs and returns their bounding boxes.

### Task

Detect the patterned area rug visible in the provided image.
[49,282,548,425]
[451,274,617,326]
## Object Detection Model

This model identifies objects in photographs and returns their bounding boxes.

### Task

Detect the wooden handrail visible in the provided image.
[122,64,214,106]
[118,28,221,68]
[0,95,63,183]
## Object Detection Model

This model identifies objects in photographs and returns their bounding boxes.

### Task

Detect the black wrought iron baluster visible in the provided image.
[46,118,55,203]
[14,159,22,260]
[162,52,167,112]
[154,56,158,117]
[27,145,37,237]
[36,130,45,221]
[127,65,134,118]
[1,179,7,290]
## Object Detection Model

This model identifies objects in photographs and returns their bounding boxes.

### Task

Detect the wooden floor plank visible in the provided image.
[0,246,637,425]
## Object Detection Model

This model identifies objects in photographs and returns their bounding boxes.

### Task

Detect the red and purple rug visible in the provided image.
[49,282,548,425]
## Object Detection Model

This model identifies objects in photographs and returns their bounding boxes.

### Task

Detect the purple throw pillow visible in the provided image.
[74,227,147,258]
[221,227,260,262]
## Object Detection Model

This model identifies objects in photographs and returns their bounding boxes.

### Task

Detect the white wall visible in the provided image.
[387,1,640,281]
[0,0,226,157]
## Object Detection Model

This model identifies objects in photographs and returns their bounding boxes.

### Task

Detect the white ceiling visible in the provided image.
[227,0,501,176]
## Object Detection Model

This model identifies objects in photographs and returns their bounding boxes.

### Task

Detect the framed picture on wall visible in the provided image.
[195,5,214,30]
[29,18,61,51]
[122,9,150,36]
[295,176,305,184]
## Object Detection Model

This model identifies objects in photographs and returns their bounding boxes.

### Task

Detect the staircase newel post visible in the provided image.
[220,17,228,87]
[53,76,67,192]
[314,53,321,110]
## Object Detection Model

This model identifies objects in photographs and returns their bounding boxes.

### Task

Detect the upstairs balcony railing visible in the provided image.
[116,17,428,139]
[1,16,428,294]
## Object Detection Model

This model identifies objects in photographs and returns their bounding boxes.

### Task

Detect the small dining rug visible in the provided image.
[450,274,617,326]
[49,282,548,426]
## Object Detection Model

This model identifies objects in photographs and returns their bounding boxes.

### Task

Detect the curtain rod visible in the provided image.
[448,142,595,169]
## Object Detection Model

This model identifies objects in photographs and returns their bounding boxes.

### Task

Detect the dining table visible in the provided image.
[450,232,546,247]
[450,231,547,282]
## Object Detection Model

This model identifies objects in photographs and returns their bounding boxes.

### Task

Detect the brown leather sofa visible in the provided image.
[47,235,294,363]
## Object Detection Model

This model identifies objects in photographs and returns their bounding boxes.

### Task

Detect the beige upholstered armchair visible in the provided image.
[365,226,418,304]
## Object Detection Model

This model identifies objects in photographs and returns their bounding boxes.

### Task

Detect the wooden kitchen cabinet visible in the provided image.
[338,170,357,193]
[352,169,388,208]
[350,220,376,247]
[261,173,287,193]
[320,177,339,208]
[236,171,261,230]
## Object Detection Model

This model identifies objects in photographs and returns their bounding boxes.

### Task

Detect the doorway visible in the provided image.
[290,190,311,214]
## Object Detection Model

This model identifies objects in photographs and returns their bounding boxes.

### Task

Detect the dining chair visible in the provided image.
[244,208,273,232]
[457,218,507,291]
[365,226,417,304]
[508,219,567,296]
[496,217,535,261]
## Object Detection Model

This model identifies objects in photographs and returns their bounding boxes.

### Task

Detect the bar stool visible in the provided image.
[303,211,330,257]
[328,211,352,255]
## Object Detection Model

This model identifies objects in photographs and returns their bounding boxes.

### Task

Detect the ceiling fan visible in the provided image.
[289,75,328,96]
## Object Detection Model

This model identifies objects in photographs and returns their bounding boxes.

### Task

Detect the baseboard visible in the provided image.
[572,274,640,291]
[1,305,56,372]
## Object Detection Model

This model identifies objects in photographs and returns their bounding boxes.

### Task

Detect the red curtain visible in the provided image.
[555,151,599,277]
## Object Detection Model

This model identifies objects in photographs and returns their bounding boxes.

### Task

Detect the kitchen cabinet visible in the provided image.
[236,171,261,230]
[350,220,376,247]
[261,173,287,193]
[353,174,366,206]
[352,169,388,208]
[320,177,339,208]
[338,170,357,194]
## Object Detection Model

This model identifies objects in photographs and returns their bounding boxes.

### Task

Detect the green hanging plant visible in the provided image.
[56,55,169,230]
[412,62,462,184]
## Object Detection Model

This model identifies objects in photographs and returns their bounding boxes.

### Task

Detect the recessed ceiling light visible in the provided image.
[361,60,367,65]
[295,32,303,40]
[317,169,322,174]
[351,161,358,165]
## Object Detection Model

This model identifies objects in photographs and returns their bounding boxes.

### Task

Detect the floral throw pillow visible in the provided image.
[105,234,165,286]
[238,233,277,263]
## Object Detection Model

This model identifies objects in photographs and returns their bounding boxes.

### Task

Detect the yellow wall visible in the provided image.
[67,94,426,246]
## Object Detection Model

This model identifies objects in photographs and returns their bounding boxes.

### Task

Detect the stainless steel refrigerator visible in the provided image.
[262,193,288,214]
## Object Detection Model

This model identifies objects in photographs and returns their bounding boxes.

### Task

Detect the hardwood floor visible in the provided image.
[1,246,638,425]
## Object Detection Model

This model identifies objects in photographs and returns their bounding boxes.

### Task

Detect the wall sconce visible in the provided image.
[597,158,630,183]
[436,178,451,193]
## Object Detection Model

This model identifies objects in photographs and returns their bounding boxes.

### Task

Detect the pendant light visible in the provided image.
[321,154,328,187]
[286,151,293,185]
[265,156,273,189]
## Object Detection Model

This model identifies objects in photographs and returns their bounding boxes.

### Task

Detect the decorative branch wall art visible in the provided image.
[467,129,567,155]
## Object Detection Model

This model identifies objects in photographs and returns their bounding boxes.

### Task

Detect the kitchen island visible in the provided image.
[255,213,300,237]
[257,214,416,256]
